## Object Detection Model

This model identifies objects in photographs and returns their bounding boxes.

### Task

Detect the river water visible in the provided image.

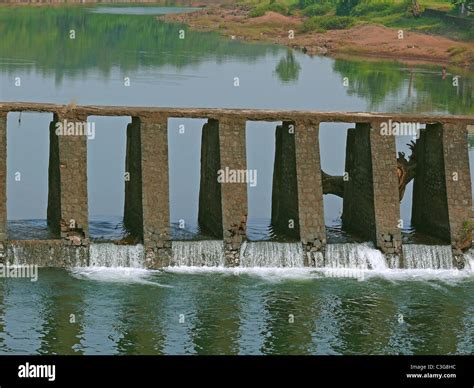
[0,5,473,355]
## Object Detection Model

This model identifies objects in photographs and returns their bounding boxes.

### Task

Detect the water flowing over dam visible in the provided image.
[0,103,473,270]
[171,240,225,267]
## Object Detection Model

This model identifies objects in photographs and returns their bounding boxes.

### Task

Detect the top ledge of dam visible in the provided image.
[1,102,474,125]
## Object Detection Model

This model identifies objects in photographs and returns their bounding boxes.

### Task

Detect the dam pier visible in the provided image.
[0,103,473,269]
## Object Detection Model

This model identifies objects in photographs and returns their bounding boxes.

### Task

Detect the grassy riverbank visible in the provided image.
[160,0,474,68]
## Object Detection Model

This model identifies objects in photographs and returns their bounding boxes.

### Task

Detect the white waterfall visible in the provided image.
[323,243,388,270]
[402,245,453,269]
[239,241,304,267]
[89,243,144,268]
[171,240,225,267]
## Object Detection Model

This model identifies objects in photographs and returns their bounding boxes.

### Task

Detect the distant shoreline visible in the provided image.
[159,4,474,70]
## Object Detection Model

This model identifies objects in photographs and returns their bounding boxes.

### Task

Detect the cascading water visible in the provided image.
[402,245,453,269]
[323,243,388,270]
[171,240,225,266]
[89,243,144,268]
[239,241,304,267]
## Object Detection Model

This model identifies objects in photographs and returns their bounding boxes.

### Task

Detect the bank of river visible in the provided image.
[160,5,474,69]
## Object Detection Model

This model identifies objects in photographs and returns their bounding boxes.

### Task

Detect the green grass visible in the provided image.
[301,15,355,31]
[240,0,472,41]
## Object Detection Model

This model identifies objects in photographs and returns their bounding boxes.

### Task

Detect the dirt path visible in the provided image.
[160,6,474,68]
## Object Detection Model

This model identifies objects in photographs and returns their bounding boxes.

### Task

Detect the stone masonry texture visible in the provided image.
[271,121,300,240]
[140,116,171,268]
[369,121,402,254]
[412,124,451,242]
[218,117,248,266]
[294,120,326,266]
[343,123,401,254]
[0,114,6,241]
[124,116,144,239]
[54,113,89,245]
[198,119,223,238]
[442,123,472,252]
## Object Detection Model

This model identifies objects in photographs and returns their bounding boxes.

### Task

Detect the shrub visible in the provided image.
[351,0,407,17]
[336,0,361,16]
[301,15,355,31]
[249,2,289,18]
[303,3,334,16]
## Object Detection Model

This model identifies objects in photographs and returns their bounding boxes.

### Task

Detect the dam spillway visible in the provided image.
[0,103,473,269]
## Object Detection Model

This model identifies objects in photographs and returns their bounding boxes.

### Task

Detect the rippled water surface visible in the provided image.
[0,267,472,355]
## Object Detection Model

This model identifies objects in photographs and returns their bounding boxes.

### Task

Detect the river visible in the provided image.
[0,5,473,355]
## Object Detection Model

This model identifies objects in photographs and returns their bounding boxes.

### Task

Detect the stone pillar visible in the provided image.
[442,123,472,254]
[294,120,326,266]
[413,123,472,257]
[47,115,61,237]
[123,117,143,239]
[271,121,299,240]
[343,122,401,254]
[48,113,89,245]
[370,121,402,254]
[412,123,450,242]
[0,113,6,242]
[218,117,247,266]
[198,119,223,238]
[140,116,171,268]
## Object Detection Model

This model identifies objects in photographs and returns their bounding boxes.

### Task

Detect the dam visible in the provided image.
[0,102,473,269]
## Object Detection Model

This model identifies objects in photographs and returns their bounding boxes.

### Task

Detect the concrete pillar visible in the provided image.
[271,121,299,240]
[343,122,401,254]
[0,114,6,242]
[140,116,171,268]
[294,120,326,266]
[413,123,472,253]
[47,113,89,244]
[198,119,223,238]
[123,117,143,239]
[218,117,248,266]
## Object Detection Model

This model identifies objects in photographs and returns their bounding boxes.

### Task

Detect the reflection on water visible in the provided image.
[0,268,472,355]
[89,6,199,15]
[7,217,128,241]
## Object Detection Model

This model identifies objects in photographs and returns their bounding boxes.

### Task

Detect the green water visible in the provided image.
[0,268,472,355]
[0,5,473,355]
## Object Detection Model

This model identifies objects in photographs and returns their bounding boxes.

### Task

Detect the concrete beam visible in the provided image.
[1,103,473,127]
